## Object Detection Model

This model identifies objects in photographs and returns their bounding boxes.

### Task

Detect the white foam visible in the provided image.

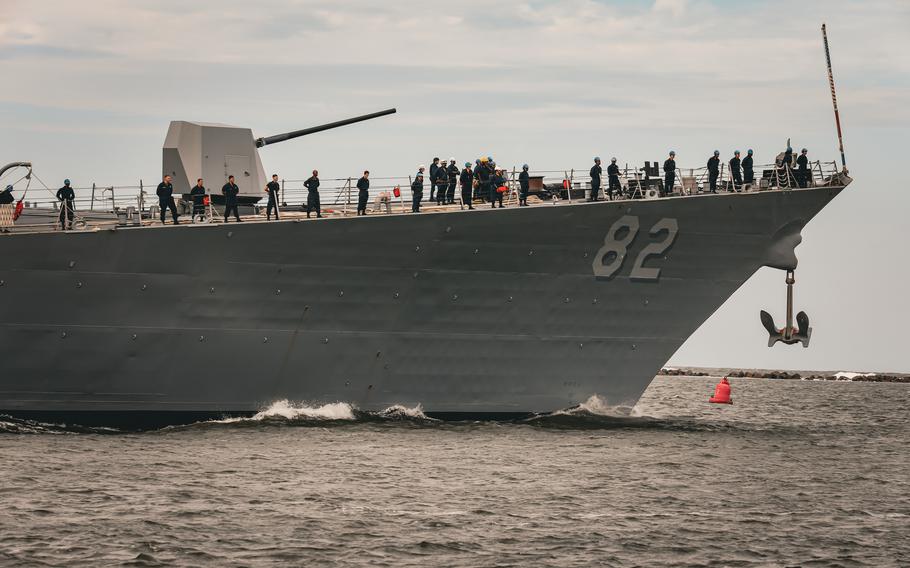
[555,395,633,417]
[206,400,358,423]
[834,371,876,381]
[251,399,357,420]
[380,403,435,420]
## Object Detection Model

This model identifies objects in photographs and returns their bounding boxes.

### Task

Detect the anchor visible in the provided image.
[760,270,811,347]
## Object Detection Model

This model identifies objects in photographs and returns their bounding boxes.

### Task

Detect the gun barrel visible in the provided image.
[255,108,397,148]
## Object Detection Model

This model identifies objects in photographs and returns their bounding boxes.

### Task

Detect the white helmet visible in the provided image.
[418,164,426,170]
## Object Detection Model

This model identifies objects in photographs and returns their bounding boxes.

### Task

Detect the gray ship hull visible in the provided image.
[0,186,843,426]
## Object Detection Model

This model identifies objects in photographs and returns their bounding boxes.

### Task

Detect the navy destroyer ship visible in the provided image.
[0,26,851,428]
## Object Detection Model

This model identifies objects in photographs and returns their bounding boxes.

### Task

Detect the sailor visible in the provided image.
[222,175,241,222]
[780,146,794,187]
[429,157,440,202]
[491,168,505,208]
[589,157,602,201]
[265,174,280,220]
[518,164,530,206]
[411,166,425,213]
[796,148,810,188]
[729,150,742,192]
[190,178,207,220]
[446,158,459,205]
[460,162,474,209]
[742,149,755,185]
[607,158,621,200]
[304,170,321,218]
[663,151,676,196]
[157,175,179,225]
[434,161,449,205]
[707,150,720,193]
[56,179,75,230]
[0,185,14,232]
[477,157,492,204]
[781,146,793,168]
[356,171,370,216]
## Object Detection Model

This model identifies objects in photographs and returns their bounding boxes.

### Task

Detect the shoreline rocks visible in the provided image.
[658,368,910,383]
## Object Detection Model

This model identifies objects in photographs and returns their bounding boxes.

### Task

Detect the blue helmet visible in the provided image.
[522,164,529,169]
[64,178,71,185]
[669,150,675,156]
[464,162,471,168]
[734,150,740,155]
[747,149,753,155]
[594,156,601,162]
[713,150,719,156]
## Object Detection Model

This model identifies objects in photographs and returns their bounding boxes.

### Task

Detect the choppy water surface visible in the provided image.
[1,377,908,567]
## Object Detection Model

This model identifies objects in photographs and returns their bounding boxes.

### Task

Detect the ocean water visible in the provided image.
[1,376,908,567]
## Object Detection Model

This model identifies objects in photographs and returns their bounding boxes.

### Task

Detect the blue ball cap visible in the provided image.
[748,149,753,155]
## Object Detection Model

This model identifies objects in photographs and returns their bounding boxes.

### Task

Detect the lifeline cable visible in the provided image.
[30,171,87,229]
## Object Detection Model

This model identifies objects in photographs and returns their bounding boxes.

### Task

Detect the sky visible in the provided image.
[1,0,908,372]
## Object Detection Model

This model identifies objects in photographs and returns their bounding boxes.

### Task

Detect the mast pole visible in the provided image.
[822,23,847,171]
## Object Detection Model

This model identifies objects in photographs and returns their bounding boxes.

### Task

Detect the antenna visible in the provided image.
[822,24,846,172]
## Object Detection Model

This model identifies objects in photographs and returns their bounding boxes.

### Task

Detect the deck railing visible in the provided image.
[5,160,845,220]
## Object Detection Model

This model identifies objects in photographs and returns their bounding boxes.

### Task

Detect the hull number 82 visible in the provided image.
[592,216,679,282]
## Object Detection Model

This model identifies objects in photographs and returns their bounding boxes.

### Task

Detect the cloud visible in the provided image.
[2,0,906,170]
[0,44,114,60]
[652,0,687,17]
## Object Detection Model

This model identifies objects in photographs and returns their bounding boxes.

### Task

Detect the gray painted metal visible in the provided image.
[163,121,268,200]
[163,110,396,202]
[255,108,396,147]
[0,185,846,422]
[0,162,31,179]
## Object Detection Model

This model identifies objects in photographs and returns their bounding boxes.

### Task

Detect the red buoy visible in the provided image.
[709,377,733,404]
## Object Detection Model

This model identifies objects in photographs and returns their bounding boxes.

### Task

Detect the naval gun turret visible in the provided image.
[162,108,396,204]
